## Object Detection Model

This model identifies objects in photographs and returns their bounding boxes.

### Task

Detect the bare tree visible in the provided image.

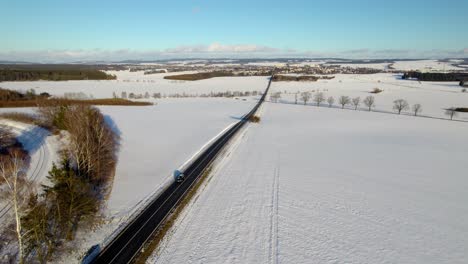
[393,99,409,114]
[327,96,334,108]
[313,92,325,106]
[363,96,375,111]
[300,92,311,105]
[270,92,281,103]
[338,96,351,109]
[352,97,361,110]
[0,151,30,263]
[412,104,422,116]
[445,107,458,120]
[64,105,119,182]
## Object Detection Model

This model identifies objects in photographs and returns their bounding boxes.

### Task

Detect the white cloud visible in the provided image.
[0,44,466,63]
[165,43,279,54]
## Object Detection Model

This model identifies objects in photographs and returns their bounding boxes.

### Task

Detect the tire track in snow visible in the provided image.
[0,122,52,221]
[269,165,280,264]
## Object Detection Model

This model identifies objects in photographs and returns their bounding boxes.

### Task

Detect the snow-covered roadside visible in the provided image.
[151,102,468,264]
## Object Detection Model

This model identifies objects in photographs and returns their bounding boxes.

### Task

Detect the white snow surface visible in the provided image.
[390,60,464,71]
[151,102,468,264]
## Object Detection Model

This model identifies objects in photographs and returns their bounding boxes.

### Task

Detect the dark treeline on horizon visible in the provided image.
[402,71,468,82]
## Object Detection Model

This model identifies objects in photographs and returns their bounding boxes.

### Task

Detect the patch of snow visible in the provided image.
[391,60,463,71]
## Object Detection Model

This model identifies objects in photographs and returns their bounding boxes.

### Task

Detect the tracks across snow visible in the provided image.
[0,120,59,221]
[269,164,280,264]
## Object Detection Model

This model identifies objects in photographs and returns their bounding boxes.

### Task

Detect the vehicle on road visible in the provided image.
[82,244,100,264]
[174,170,185,183]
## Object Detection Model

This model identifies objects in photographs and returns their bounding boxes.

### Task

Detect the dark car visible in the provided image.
[82,244,100,264]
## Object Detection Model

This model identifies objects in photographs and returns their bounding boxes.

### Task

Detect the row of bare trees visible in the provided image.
[119,90,262,100]
[289,92,379,111]
[286,91,460,120]
[391,99,457,120]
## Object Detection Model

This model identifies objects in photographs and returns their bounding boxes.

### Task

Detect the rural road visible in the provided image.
[91,75,273,264]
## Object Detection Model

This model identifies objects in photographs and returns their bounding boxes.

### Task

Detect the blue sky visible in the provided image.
[1,0,467,61]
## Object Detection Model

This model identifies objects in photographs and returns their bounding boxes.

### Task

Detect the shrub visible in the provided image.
[370,88,383,94]
[249,115,261,123]
[0,112,38,125]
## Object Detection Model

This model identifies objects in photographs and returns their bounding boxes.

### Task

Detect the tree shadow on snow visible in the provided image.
[16,126,48,155]
[103,115,122,137]
[229,115,244,120]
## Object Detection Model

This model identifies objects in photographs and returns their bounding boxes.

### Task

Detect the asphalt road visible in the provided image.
[90,75,272,264]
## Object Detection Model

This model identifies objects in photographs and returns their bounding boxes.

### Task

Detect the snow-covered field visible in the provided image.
[1,68,467,262]
[269,73,468,120]
[328,60,465,71]
[99,98,256,216]
[391,60,464,71]
[152,102,468,264]
[0,71,269,99]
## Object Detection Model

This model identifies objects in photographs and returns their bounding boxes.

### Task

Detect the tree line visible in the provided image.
[0,69,116,82]
[0,88,50,101]
[0,88,152,108]
[117,90,262,99]
[402,71,468,82]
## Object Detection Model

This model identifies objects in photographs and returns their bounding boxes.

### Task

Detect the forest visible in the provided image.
[402,71,468,82]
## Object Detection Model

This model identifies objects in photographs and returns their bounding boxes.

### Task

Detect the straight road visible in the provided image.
[91,75,273,264]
